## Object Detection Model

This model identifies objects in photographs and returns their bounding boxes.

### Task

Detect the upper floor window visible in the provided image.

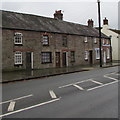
[42,35,49,46]
[84,37,88,43]
[62,36,67,47]
[71,51,75,62]
[14,51,22,65]
[94,38,97,44]
[14,32,23,45]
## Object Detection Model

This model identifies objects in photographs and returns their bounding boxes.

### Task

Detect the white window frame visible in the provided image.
[102,39,105,45]
[94,38,97,43]
[42,35,49,46]
[95,48,100,60]
[14,51,22,65]
[84,51,88,60]
[107,48,110,59]
[84,37,88,43]
[14,32,23,45]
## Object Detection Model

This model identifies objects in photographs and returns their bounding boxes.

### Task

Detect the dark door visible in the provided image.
[89,51,93,64]
[26,52,31,70]
[62,52,67,67]
[56,52,60,67]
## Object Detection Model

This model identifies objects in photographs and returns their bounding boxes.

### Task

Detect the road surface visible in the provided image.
[1,66,119,118]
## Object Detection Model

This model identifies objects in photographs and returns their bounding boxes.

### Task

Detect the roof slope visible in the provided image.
[1,10,108,38]
[110,29,120,35]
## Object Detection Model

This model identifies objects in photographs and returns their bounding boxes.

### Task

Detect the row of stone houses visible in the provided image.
[1,10,111,71]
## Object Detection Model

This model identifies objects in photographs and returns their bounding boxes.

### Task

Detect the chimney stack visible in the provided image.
[88,19,94,27]
[54,10,63,20]
[103,17,108,25]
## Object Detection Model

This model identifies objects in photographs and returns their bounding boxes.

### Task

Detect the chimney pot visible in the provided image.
[88,19,94,27]
[103,17,108,25]
[54,10,63,20]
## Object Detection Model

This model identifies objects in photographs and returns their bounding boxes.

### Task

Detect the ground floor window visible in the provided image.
[71,51,75,62]
[84,51,88,60]
[14,51,22,65]
[41,52,52,63]
[107,48,110,59]
[95,48,100,59]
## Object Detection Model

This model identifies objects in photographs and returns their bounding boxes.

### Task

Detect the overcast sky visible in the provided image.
[1,0,119,29]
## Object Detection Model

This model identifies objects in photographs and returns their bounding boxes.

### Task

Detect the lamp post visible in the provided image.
[97,0,102,67]
[109,35,112,63]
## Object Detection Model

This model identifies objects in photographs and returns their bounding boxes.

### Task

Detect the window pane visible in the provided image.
[62,36,67,47]
[42,35,49,45]
[14,52,22,64]
[71,51,75,62]
[41,52,52,63]
[14,33,22,44]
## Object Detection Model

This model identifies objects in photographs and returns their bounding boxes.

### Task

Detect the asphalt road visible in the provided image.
[1,66,119,118]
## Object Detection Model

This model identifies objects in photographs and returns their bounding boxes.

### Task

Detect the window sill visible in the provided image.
[96,58,100,60]
[42,45,49,46]
[14,64,23,66]
[71,61,75,63]
[85,59,88,61]
[41,62,52,64]
[14,44,23,46]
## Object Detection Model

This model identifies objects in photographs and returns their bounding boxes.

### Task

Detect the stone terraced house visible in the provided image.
[1,10,111,71]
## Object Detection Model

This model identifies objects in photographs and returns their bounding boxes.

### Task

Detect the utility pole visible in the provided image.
[97,0,102,67]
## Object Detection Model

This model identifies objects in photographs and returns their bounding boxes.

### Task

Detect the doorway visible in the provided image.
[89,50,93,64]
[26,52,33,70]
[62,52,67,67]
[56,52,60,67]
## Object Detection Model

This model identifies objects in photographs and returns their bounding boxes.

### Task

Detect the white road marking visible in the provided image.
[90,79,103,85]
[59,79,92,88]
[104,75,118,81]
[7,101,16,112]
[105,72,116,75]
[87,80,118,91]
[49,90,57,99]
[0,94,33,105]
[115,74,120,76]
[73,84,84,90]
[0,97,61,118]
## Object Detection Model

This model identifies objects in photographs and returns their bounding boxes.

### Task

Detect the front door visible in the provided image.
[26,52,32,70]
[62,52,67,67]
[89,51,93,64]
[56,52,60,67]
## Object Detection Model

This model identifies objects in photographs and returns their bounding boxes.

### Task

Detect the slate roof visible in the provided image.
[1,10,108,38]
[110,29,120,35]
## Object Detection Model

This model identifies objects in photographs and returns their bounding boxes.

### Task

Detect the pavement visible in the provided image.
[2,62,120,83]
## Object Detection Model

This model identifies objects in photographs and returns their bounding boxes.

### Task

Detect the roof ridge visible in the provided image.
[1,9,88,27]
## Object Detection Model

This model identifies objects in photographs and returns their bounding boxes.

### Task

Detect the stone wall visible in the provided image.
[2,29,111,71]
